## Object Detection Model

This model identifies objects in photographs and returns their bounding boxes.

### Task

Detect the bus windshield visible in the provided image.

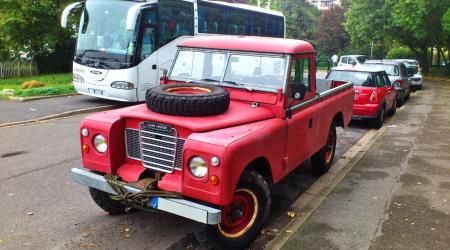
[75,0,150,69]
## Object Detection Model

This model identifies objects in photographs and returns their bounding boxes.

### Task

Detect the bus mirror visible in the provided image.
[127,2,155,30]
[61,2,84,28]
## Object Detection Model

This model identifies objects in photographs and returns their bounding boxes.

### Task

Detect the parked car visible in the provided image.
[326,66,397,128]
[393,59,423,90]
[364,60,411,105]
[70,36,355,249]
[338,55,369,67]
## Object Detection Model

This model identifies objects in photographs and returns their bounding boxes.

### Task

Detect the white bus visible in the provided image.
[61,0,285,102]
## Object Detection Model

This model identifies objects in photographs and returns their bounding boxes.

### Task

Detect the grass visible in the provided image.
[0,73,75,97]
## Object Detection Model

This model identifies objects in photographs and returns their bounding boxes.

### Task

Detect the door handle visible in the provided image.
[152,64,157,70]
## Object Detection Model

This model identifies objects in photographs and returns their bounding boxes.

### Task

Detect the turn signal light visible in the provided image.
[210,175,219,185]
[82,144,90,153]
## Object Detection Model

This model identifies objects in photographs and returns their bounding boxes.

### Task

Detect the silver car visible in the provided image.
[394,59,423,90]
[364,60,412,105]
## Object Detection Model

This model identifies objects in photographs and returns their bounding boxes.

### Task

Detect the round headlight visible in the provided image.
[189,156,208,178]
[93,134,107,153]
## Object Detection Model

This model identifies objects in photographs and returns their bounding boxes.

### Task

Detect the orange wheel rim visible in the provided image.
[325,131,335,163]
[165,86,212,95]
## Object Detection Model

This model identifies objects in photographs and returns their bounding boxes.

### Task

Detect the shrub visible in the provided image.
[21,80,45,89]
[386,47,416,59]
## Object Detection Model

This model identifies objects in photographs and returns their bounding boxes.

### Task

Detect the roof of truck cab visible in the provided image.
[180,36,315,54]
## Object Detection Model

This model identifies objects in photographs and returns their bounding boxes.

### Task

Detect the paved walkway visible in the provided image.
[0,95,129,125]
[281,79,450,249]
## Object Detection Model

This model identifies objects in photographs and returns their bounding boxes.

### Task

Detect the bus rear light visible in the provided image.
[370,91,377,102]
[111,81,135,90]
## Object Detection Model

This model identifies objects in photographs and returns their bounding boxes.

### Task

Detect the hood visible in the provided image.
[120,101,276,132]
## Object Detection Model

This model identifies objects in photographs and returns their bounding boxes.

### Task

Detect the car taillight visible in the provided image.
[370,90,377,102]
[394,80,404,87]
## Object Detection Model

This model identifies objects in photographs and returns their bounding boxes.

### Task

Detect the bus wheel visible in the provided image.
[311,123,336,175]
[194,171,270,249]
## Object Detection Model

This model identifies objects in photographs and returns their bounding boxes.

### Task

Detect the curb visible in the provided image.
[266,119,393,249]
[0,105,117,129]
[8,93,80,102]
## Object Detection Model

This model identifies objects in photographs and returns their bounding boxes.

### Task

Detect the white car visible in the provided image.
[338,55,369,67]
[393,59,423,90]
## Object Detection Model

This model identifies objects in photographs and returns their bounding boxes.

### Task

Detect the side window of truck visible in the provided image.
[290,58,311,92]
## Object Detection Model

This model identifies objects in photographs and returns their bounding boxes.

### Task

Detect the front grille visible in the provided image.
[125,122,184,173]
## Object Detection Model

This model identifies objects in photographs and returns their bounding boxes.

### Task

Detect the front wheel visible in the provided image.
[311,123,337,175]
[89,188,130,215]
[194,171,271,249]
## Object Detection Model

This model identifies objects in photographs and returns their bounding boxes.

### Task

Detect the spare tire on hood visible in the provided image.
[145,83,230,116]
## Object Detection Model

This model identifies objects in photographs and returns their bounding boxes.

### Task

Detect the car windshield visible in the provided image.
[365,64,399,76]
[170,50,287,91]
[327,70,373,87]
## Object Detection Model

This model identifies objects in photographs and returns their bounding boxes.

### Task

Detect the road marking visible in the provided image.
[267,115,398,249]
[0,105,117,129]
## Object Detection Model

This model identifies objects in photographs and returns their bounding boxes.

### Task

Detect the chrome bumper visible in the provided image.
[71,168,221,225]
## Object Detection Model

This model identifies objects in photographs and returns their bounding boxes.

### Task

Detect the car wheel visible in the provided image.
[373,105,385,129]
[311,123,337,175]
[387,99,397,116]
[89,188,131,215]
[194,171,271,249]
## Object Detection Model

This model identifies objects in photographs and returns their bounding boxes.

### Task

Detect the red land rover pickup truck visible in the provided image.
[71,36,354,248]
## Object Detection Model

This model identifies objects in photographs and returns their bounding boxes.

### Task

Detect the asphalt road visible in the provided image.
[0,107,368,249]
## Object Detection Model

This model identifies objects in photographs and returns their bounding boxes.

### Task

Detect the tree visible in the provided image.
[278,0,320,42]
[0,0,78,72]
[345,0,450,73]
[315,2,349,55]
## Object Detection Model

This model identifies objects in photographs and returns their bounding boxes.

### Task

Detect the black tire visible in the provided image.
[387,99,397,116]
[89,188,129,215]
[311,123,337,175]
[372,105,385,129]
[146,83,230,116]
[194,171,271,249]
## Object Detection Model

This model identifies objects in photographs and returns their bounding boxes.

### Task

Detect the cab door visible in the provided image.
[285,54,316,170]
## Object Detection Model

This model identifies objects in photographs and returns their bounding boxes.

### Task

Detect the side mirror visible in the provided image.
[160,68,168,85]
[290,84,306,100]
[61,2,84,28]
[352,61,357,66]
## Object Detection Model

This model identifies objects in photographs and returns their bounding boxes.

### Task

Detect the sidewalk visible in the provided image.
[280,79,450,249]
[0,95,127,125]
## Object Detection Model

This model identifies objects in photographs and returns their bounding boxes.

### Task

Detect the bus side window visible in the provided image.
[198,2,225,34]
[159,1,194,45]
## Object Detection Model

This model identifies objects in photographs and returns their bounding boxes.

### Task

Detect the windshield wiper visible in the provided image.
[200,78,220,83]
[223,80,253,91]
[74,49,99,61]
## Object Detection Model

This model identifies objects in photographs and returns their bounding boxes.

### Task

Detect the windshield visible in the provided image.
[75,0,144,69]
[365,64,399,76]
[327,70,373,87]
[356,56,368,64]
[170,50,287,91]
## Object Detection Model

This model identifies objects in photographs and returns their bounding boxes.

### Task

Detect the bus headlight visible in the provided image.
[189,156,208,178]
[73,74,84,83]
[93,134,107,153]
[111,81,135,90]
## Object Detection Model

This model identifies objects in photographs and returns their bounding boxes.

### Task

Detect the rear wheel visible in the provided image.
[194,171,270,249]
[372,105,385,129]
[387,99,397,116]
[311,124,337,175]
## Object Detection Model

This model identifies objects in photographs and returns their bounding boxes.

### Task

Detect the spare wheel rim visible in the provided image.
[165,86,212,95]
[218,188,258,238]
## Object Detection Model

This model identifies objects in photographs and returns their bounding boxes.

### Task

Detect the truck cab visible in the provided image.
[71,36,354,248]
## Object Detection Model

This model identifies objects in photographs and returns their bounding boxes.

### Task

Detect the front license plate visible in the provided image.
[89,88,103,95]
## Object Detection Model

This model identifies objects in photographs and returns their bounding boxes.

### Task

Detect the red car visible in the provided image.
[71,36,354,248]
[326,66,397,128]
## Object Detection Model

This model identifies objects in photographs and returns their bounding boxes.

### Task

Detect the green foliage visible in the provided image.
[443,9,450,33]
[386,47,416,59]
[278,0,320,42]
[0,0,79,72]
[14,85,75,97]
